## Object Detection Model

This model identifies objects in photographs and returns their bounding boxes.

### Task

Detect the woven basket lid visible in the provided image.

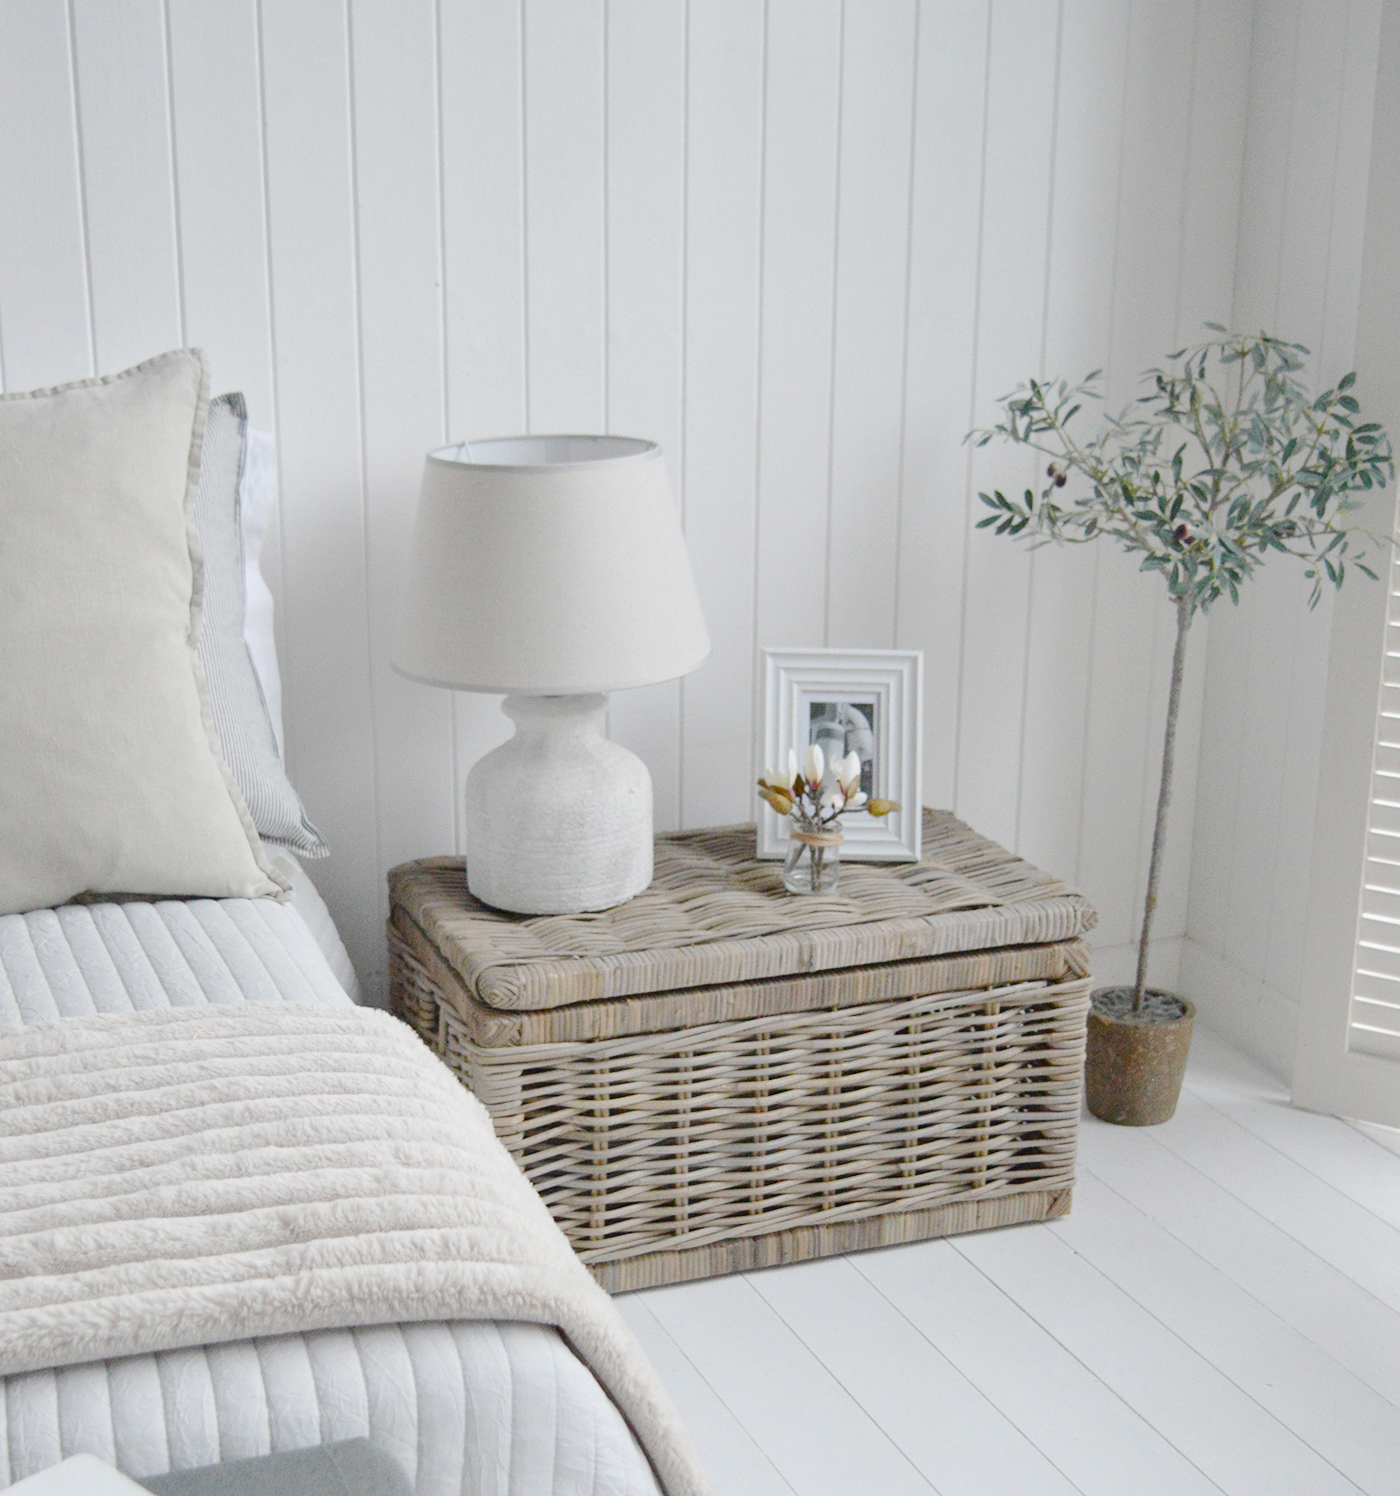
[388,809,1097,1013]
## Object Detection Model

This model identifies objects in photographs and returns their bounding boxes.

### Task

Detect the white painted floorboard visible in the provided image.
[621,1025,1400,1495]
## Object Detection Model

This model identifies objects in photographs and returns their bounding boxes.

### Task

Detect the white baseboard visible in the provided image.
[1177,938,1297,1082]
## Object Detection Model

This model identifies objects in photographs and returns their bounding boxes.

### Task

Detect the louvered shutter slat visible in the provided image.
[1359,883,1400,925]
[1367,800,1400,835]
[1375,740,1400,774]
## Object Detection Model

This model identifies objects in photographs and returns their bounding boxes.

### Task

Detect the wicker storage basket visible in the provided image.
[388,810,1096,1290]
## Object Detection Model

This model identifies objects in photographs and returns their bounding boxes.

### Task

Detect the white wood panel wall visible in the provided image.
[0,0,1275,1002]
[1182,0,1385,1079]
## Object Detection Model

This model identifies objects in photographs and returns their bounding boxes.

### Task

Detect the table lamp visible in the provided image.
[393,435,710,914]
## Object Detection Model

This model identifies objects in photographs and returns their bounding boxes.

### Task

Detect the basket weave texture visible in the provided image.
[390,809,1095,1014]
[387,810,1096,1290]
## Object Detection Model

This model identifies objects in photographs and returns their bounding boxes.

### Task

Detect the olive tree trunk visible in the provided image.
[1134,591,1193,1012]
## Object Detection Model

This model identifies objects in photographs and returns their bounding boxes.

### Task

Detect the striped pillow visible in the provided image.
[194,394,328,858]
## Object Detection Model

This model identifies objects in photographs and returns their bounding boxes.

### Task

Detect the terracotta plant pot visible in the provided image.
[1084,987,1196,1126]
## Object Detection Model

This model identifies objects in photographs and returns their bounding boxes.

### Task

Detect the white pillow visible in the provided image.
[240,423,284,754]
[0,349,286,914]
[195,395,326,856]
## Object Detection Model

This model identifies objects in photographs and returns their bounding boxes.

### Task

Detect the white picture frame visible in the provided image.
[758,647,923,861]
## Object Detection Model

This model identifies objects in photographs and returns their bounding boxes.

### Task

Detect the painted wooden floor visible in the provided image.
[617,1027,1400,1495]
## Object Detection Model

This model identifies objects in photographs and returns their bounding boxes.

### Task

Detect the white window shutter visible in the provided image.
[1351,543,1400,1060]
[1293,0,1400,1124]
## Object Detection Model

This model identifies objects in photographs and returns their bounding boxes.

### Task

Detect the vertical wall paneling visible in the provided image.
[438,0,526,851]
[349,0,457,976]
[1220,0,1352,993]
[440,0,528,439]
[68,0,183,373]
[824,1,917,650]
[1075,0,1198,957]
[0,1,92,390]
[955,0,1059,853]
[11,0,1380,1013]
[1185,0,1285,978]
[166,0,277,428]
[1232,0,1363,993]
[602,0,687,832]
[1261,589,1334,999]
[1275,3,1349,384]
[1294,0,1400,1114]
[895,0,989,812]
[752,0,842,702]
[1015,0,1129,887]
[1233,0,1299,333]
[1176,1,1253,336]
[1150,0,1252,958]
[679,0,765,829]
[1122,3,1214,971]
[1148,614,1209,962]
[1187,0,1272,974]
[1262,0,1383,1005]
[1324,0,1385,381]
[165,0,284,648]
[523,0,606,434]
[258,0,379,992]
[1186,597,1253,956]
[1225,577,1317,985]
[1184,0,1386,1072]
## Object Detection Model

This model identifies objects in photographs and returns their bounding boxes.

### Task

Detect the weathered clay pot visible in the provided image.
[1085,987,1195,1126]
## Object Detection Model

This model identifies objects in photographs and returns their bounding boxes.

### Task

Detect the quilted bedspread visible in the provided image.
[0,1004,711,1496]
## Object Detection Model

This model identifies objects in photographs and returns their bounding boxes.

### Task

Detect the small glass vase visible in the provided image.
[782,828,843,894]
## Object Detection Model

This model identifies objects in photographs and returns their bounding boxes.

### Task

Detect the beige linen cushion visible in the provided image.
[0,349,286,914]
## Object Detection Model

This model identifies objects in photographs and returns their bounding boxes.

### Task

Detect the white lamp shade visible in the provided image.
[394,435,710,694]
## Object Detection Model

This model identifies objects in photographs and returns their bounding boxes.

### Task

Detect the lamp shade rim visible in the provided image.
[390,640,711,697]
[430,434,660,472]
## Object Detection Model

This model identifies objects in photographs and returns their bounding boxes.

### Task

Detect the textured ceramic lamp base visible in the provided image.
[464,694,653,915]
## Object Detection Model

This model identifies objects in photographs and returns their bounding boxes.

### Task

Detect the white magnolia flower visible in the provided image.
[787,747,800,783]
[820,787,844,811]
[804,742,824,785]
[837,751,862,795]
[846,791,868,810]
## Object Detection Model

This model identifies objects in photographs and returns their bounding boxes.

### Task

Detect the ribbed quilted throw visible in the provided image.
[0,1005,712,1496]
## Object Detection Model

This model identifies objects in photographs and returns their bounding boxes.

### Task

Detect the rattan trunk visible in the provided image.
[388,810,1096,1291]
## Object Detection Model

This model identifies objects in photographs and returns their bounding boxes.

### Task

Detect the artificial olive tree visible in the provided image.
[970,329,1393,1012]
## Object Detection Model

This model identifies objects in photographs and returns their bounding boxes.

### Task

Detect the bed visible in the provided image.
[0,357,696,1496]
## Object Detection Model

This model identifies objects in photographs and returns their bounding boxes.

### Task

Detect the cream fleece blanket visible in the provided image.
[0,1005,711,1496]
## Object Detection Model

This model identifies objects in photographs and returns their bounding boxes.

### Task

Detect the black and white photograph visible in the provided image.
[806,699,877,799]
